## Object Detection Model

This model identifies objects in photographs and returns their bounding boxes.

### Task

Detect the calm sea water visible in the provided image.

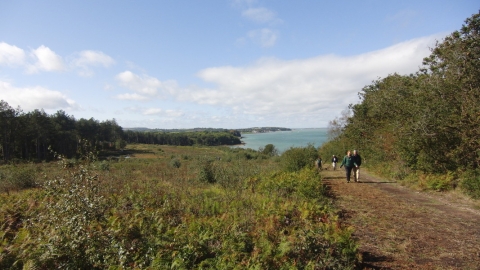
[237,128,329,153]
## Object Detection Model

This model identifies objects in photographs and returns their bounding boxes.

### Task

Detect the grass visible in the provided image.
[0,144,358,269]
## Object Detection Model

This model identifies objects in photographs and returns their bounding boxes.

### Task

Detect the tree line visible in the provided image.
[123,130,241,146]
[0,101,125,162]
[320,12,479,193]
[0,101,242,162]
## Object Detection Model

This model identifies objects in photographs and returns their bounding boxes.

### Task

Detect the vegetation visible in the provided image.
[0,143,358,269]
[319,12,480,196]
[123,130,241,146]
[0,104,125,162]
[0,103,243,162]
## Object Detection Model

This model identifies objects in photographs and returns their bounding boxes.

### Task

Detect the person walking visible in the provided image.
[331,155,338,170]
[352,150,362,182]
[340,151,357,183]
[315,156,322,171]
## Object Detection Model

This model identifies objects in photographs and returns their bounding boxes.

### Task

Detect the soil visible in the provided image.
[322,167,480,270]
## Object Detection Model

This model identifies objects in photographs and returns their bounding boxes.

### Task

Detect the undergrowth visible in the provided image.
[0,144,358,269]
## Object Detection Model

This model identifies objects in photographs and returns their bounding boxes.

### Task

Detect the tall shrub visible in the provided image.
[280,145,318,172]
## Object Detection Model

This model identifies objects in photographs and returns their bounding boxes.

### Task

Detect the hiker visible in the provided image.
[331,155,338,170]
[340,151,357,183]
[315,156,322,171]
[352,150,362,182]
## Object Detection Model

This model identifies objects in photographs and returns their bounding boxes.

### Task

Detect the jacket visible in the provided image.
[340,155,357,168]
[353,154,362,166]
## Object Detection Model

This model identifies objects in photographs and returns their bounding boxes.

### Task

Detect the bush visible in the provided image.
[170,158,181,168]
[0,165,37,193]
[461,169,480,198]
[260,144,278,156]
[198,159,216,183]
[99,160,110,171]
[280,145,318,172]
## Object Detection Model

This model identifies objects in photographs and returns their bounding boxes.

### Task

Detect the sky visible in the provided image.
[0,1,478,129]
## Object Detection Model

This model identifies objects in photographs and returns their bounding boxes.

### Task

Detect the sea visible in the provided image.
[236,128,329,153]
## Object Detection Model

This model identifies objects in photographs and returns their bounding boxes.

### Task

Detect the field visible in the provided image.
[0,144,358,269]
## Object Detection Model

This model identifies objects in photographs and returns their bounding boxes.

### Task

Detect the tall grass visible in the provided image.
[0,144,358,269]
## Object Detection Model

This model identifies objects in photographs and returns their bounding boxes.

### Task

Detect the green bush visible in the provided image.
[425,172,456,191]
[0,165,37,193]
[461,169,480,198]
[280,145,318,172]
[198,159,216,183]
[99,160,110,171]
[170,158,181,168]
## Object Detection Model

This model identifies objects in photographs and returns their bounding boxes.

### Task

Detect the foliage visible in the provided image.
[0,165,37,193]
[281,144,318,172]
[259,143,279,156]
[124,130,241,146]
[0,144,358,269]
[0,102,125,162]
[197,158,216,183]
[460,169,480,198]
[320,11,480,196]
[170,158,181,168]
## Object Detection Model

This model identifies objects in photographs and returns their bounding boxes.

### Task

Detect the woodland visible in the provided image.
[320,11,480,198]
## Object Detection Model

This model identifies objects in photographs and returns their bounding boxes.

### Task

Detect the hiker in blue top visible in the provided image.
[340,150,358,183]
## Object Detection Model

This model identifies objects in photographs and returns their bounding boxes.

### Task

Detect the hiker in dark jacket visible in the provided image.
[352,150,362,182]
[340,151,358,183]
[315,156,322,171]
[331,155,338,170]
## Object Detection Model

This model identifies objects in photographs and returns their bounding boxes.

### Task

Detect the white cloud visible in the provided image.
[115,71,179,100]
[71,50,115,76]
[0,43,113,76]
[115,93,149,101]
[242,7,280,24]
[141,108,184,117]
[143,108,163,115]
[0,80,78,111]
[0,42,26,66]
[27,45,65,73]
[247,28,278,47]
[180,35,439,123]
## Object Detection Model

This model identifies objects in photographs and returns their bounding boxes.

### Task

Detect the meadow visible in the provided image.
[0,143,358,269]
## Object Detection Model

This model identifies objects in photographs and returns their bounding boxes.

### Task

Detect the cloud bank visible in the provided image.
[0,80,78,111]
[0,42,26,66]
[0,43,114,76]
[115,71,179,100]
[112,35,439,127]
[186,35,438,122]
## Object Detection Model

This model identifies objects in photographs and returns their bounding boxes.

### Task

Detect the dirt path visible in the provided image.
[322,167,480,270]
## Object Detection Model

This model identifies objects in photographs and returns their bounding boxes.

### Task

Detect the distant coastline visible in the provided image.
[123,127,292,134]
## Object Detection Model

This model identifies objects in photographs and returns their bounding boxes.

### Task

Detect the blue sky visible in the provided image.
[0,1,477,128]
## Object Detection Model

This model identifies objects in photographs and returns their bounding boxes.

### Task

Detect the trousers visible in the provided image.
[352,167,360,182]
[344,166,353,182]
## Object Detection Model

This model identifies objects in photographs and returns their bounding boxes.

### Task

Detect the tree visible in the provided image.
[261,144,278,156]
[421,11,480,169]
[0,100,17,161]
[321,11,480,174]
